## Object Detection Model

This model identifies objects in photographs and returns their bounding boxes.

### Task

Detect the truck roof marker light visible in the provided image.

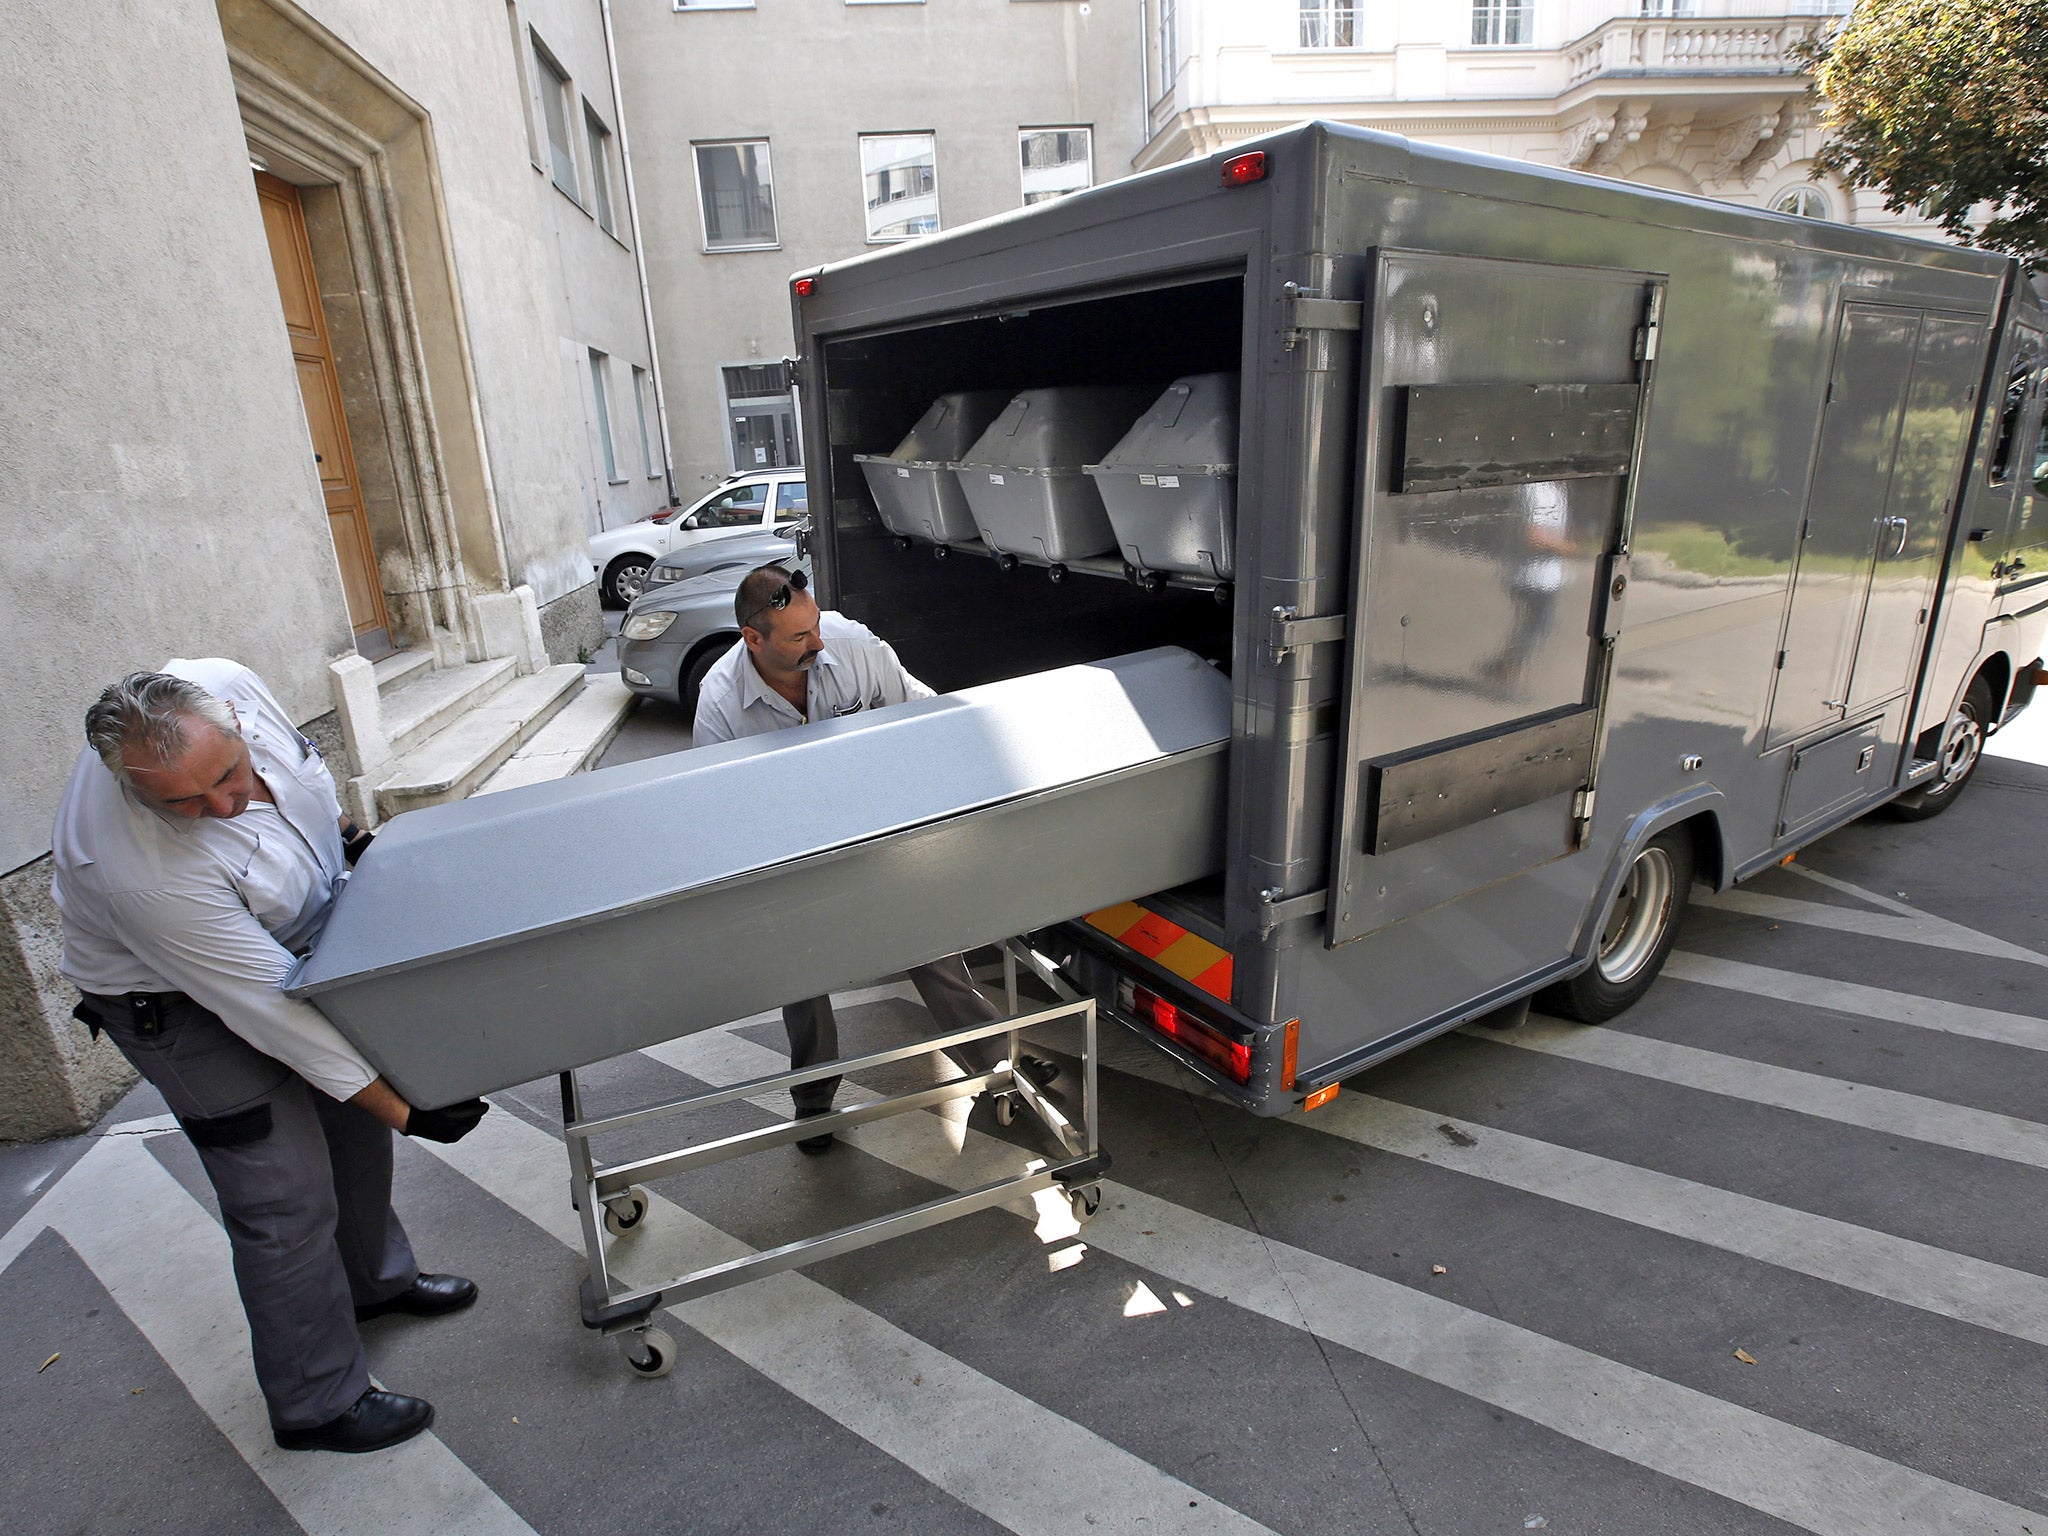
[1302,1084,1340,1112]
[1221,151,1266,188]
[793,276,817,297]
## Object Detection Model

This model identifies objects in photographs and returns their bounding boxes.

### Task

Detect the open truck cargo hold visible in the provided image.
[855,389,1011,546]
[287,647,1229,1108]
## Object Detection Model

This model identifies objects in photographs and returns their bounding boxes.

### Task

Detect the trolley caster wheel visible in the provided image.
[1047,563,1067,584]
[1068,1184,1102,1224]
[996,553,1019,572]
[933,543,951,560]
[1212,581,1234,608]
[602,1186,650,1237]
[895,536,914,550]
[620,1325,676,1379]
[993,1092,1020,1127]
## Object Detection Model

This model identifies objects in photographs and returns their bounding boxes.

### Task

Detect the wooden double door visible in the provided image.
[254,171,391,655]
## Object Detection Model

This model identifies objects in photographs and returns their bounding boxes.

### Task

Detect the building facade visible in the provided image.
[611,0,1146,497]
[0,0,654,1138]
[1138,0,1946,237]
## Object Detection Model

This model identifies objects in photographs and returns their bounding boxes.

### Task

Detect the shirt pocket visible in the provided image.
[230,826,316,938]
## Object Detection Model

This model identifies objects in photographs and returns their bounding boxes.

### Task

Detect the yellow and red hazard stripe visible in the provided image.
[1084,901,1234,1003]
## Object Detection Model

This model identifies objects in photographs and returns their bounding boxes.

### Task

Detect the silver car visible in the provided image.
[617,536,810,713]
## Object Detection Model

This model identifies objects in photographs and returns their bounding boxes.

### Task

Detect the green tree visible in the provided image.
[1803,0,2048,265]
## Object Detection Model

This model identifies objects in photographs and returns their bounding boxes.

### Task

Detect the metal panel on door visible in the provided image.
[1328,252,1661,946]
[1846,314,1983,712]
[1766,306,1918,745]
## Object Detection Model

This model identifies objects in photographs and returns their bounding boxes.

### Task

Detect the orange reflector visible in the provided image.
[1302,1084,1339,1111]
[1084,903,1233,1003]
[1780,854,1797,867]
[1281,1019,1299,1092]
[793,276,817,297]
[1221,151,1266,187]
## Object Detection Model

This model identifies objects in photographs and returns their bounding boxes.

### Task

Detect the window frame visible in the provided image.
[1469,0,1533,47]
[858,131,941,244]
[584,103,617,234]
[693,139,781,253]
[1771,185,1831,221]
[1988,334,2040,488]
[671,0,755,11]
[531,36,579,201]
[631,364,657,478]
[720,362,803,474]
[1298,0,1359,49]
[588,349,622,484]
[1018,126,1094,206]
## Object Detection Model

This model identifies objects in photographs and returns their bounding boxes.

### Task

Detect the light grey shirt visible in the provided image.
[51,658,379,1101]
[693,610,934,745]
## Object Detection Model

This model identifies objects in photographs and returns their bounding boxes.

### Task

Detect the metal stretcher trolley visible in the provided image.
[289,649,1229,1372]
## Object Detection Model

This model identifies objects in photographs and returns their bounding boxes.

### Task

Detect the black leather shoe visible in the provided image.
[355,1272,478,1322]
[274,1388,434,1453]
[1017,1054,1061,1089]
[794,1107,835,1154]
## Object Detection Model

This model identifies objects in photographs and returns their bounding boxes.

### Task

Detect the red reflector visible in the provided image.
[1220,151,1266,188]
[793,276,817,297]
[1133,986,1252,1084]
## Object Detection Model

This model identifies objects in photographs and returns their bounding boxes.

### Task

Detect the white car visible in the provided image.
[590,470,808,608]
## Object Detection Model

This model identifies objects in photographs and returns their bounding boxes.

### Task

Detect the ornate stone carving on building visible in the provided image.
[1586,100,1651,173]
[1560,112,1617,170]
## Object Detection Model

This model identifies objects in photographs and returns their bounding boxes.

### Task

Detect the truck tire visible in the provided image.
[1886,678,1993,822]
[1540,828,1694,1024]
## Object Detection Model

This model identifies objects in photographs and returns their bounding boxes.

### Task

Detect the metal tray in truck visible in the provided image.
[287,647,1229,1108]
[855,389,1012,545]
[1086,372,1240,581]
[955,386,1155,563]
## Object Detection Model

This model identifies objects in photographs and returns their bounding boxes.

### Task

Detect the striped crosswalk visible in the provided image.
[5,860,2045,1536]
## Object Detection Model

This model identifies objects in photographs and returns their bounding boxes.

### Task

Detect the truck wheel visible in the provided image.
[1887,678,1993,822]
[1540,828,1694,1024]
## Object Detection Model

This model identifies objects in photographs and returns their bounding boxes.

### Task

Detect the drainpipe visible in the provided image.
[1137,0,1150,167]
[600,0,678,507]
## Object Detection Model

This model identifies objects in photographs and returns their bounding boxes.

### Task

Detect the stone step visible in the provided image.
[372,648,435,695]
[380,657,518,757]
[377,664,587,818]
[475,677,638,796]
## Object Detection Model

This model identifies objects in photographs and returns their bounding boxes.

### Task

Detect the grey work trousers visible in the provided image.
[89,996,418,1430]
[783,954,1007,1113]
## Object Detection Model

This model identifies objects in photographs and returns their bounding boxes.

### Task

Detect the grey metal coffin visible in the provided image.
[287,648,1230,1107]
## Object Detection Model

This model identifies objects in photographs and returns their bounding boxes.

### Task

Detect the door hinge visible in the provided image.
[1268,605,1347,661]
[1256,886,1329,936]
[1776,649,1787,670]
[1279,284,1362,348]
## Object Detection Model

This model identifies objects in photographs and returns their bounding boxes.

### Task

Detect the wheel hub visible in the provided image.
[1596,846,1675,985]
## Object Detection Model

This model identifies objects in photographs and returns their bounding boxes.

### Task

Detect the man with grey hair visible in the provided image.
[53,658,485,1454]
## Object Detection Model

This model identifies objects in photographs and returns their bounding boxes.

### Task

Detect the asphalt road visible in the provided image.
[2,682,2042,1536]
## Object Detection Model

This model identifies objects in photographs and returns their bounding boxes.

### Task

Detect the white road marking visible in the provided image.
[21,1132,535,1536]
[1066,1044,2048,1347]
[421,1102,1276,1536]
[1662,953,2048,1054]
[653,1026,2047,1536]
[1492,1018,2048,1172]
[1695,888,2048,969]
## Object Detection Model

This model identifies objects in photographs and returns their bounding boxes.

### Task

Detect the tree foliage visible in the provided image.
[1804,0,2048,265]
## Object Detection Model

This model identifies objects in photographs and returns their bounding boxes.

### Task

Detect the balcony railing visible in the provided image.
[1565,15,1826,85]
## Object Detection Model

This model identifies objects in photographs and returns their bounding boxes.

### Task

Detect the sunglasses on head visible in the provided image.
[740,566,809,631]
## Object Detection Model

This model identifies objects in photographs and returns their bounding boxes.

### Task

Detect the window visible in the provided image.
[631,364,656,477]
[1470,0,1531,45]
[694,141,778,250]
[692,482,770,529]
[673,0,753,10]
[773,479,810,516]
[1020,128,1093,205]
[1160,0,1177,73]
[584,105,617,233]
[1989,341,2038,486]
[507,5,541,168]
[1299,0,1356,48]
[1638,0,1696,15]
[859,133,939,242]
[723,363,801,471]
[532,40,577,198]
[1771,186,1830,221]
[589,350,620,482]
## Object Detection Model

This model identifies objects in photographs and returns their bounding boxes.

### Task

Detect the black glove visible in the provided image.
[341,823,376,866]
[405,1098,489,1143]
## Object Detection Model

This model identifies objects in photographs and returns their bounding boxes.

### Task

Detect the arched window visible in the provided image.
[1772,186,1830,220]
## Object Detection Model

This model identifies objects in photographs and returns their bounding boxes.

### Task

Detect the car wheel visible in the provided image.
[1538,828,1694,1025]
[604,554,652,610]
[681,637,738,716]
[1886,678,1993,822]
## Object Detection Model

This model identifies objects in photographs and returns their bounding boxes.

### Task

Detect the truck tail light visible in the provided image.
[1221,151,1266,188]
[793,276,817,297]
[1121,981,1252,1084]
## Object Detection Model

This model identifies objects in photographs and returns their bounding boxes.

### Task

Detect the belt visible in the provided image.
[73,989,192,1039]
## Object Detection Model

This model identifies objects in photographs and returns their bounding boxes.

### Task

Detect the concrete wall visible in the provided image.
[614,0,1144,497]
